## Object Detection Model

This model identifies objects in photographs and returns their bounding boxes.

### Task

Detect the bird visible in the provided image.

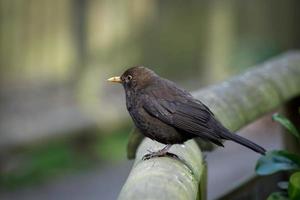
[108,66,266,158]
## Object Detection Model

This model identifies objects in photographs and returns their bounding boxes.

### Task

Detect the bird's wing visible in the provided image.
[141,93,224,146]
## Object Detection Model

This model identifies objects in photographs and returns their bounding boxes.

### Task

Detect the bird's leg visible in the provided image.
[143,145,177,160]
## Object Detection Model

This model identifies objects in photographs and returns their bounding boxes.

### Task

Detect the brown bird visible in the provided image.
[108,66,266,158]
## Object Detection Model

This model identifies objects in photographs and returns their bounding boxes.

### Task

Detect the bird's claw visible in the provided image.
[142,151,178,160]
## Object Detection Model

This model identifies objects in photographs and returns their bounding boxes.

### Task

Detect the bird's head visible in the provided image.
[108,66,157,92]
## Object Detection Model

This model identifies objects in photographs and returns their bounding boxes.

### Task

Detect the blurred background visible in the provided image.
[0,0,299,199]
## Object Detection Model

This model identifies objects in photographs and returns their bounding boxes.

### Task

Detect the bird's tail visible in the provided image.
[221,130,266,155]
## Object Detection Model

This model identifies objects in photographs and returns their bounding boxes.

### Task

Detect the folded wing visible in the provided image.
[141,92,266,154]
[141,94,224,146]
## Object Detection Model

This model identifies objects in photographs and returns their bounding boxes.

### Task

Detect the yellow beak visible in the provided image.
[107,76,122,83]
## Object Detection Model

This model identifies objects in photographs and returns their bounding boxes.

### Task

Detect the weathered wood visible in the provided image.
[193,51,300,132]
[122,52,300,200]
[119,139,205,200]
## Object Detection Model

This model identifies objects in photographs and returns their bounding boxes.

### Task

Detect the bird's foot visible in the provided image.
[142,145,178,160]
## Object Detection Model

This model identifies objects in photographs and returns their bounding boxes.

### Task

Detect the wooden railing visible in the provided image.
[118,52,300,200]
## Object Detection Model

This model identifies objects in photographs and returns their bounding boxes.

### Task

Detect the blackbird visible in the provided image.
[108,66,266,158]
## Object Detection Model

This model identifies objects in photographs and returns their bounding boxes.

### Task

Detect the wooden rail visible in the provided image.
[119,52,300,200]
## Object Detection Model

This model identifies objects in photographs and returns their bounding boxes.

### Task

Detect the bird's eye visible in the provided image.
[126,75,133,81]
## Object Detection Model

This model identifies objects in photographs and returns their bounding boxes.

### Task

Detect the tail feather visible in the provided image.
[221,131,266,155]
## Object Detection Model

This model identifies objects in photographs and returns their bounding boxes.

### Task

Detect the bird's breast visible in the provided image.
[128,105,188,144]
[125,91,135,112]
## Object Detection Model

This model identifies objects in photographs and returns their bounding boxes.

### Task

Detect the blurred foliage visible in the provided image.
[0,125,130,190]
[255,112,300,200]
[1,140,81,189]
[289,172,300,200]
[267,192,289,200]
[96,128,129,160]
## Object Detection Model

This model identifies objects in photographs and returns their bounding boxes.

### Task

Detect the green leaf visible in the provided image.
[255,150,300,175]
[267,192,289,200]
[272,113,300,139]
[289,172,300,200]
